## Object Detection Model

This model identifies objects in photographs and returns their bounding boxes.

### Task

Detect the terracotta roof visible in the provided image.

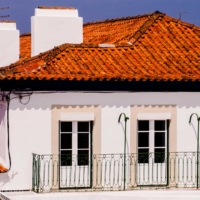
[1,11,200,82]
[20,33,31,61]
[19,12,157,60]
[83,13,151,44]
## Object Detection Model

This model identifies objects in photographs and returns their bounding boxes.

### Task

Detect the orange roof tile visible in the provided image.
[83,13,151,44]
[1,11,200,82]
[0,163,7,173]
[20,33,31,61]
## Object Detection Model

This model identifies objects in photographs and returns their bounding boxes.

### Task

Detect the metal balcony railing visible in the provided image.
[32,152,200,193]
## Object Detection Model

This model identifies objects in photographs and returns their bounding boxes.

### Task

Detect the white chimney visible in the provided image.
[0,21,19,67]
[31,6,83,57]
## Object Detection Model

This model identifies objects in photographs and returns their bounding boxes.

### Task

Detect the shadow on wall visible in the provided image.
[0,171,18,187]
[190,123,198,140]
[8,92,200,111]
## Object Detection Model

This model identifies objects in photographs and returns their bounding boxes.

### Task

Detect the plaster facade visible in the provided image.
[0,92,199,190]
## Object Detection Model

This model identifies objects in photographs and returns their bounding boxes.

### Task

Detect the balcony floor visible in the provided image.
[4,189,200,200]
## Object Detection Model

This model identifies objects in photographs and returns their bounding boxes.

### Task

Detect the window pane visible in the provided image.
[138,120,149,131]
[78,150,89,166]
[60,150,72,166]
[154,148,166,163]
[78,133,89,149]
[138,132,149,147]
[78,122,89,132]
[61,122,72,132]
[155,120,165,131]
[155,132,165,147]
[138,149,149,164]
[61,134,72,149]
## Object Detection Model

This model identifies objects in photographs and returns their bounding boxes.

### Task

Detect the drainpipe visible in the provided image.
[118,113,129,191]
[189,113,200,189]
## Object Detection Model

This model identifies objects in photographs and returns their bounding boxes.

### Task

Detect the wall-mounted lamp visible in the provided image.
[189,113,200,189]
[118,113,129,191]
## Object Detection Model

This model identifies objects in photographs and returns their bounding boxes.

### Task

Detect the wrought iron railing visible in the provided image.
[32,152,199,193]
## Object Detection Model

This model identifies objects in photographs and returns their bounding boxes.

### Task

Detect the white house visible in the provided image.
[0,6,200,192]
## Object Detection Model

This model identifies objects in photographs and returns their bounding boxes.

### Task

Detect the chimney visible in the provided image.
[31,6,83,57]
[0,21,19,67]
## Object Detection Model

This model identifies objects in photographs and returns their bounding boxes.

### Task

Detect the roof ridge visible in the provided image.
[20,32,31,37]
[0,43,132,71]
[43,43,134,64]
[129,12,165,43]
[0,48,51,71]
[43,44,71,63]
[0,43,79,71]
[83,12,156,26]
[164,15,200,31]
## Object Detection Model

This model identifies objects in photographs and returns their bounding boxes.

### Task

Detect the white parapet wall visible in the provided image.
[0,21,19,67]
[31,7,83,57]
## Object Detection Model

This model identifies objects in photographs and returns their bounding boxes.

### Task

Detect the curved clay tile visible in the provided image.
[0,163,8,173]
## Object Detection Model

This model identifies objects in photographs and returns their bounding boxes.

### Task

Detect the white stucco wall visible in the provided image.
[31,8,83,56]
[0,92,200,190]
[0,22,19,67]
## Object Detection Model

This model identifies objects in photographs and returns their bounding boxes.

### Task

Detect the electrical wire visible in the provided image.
[13,88,33,96]
[13,88,33,105]
[19,95,31,105]
[6,91,11,172]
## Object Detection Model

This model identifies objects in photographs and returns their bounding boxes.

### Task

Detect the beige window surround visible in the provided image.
[137,113,171,120]
[60,113,95,121]
[130,105,177,153]
[51,105,101,155]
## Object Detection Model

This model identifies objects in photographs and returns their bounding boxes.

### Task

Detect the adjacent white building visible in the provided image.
[0,21,19,67]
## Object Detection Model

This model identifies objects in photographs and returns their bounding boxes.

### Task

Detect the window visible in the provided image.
[138,120,167,164]
[60,121,91,166]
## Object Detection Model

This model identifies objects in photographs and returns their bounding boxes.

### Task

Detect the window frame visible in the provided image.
[59,121,91,167]
[137,120,168,164]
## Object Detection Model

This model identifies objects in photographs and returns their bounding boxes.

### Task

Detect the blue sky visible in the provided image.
[1,0,200,34]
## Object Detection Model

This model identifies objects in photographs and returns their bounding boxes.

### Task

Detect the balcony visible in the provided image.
[32,152,200,193]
